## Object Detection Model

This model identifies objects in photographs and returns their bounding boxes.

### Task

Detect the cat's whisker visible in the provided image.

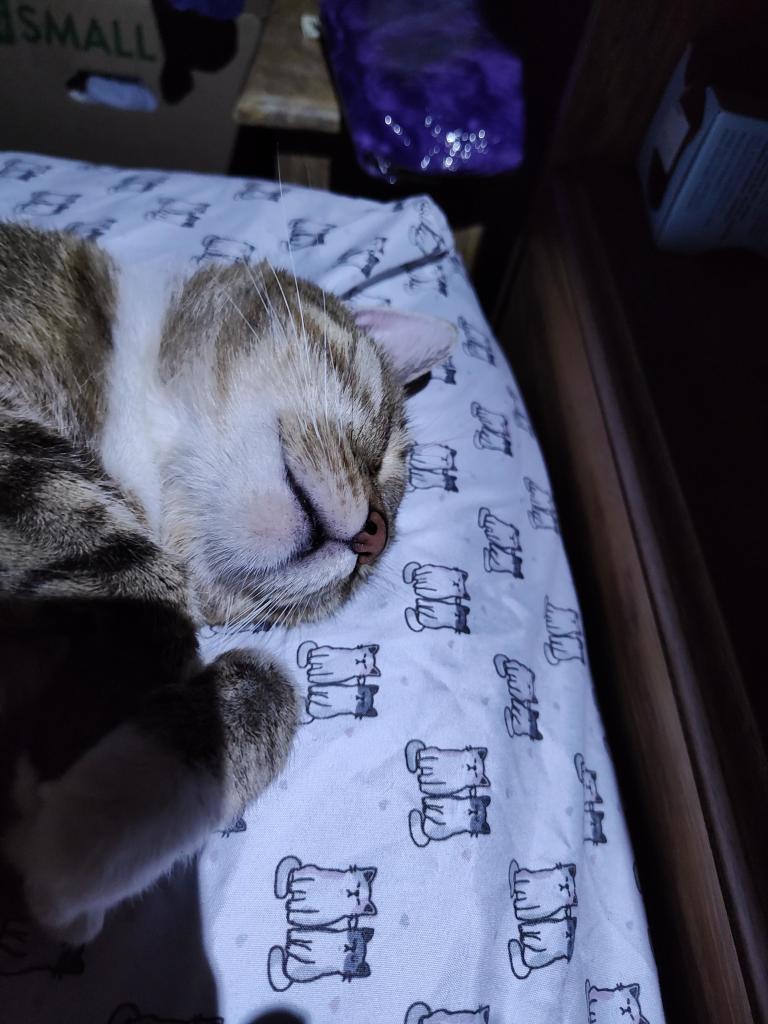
[245,262,289,344]
[266,260,300,342]
[224,293,261,343]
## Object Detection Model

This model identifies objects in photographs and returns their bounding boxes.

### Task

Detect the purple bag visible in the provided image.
[321,0,525,181]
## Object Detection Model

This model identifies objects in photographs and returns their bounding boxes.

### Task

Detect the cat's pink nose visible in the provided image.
[351,509,388,564]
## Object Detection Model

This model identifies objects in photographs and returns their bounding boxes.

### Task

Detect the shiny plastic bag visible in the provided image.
[321,0,524,181]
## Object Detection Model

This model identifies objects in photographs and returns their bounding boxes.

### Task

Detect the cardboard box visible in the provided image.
[0,0,269,173]
[638,46,768,256]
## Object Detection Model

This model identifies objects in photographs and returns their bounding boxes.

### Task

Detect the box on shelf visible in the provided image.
[0,0,271,173]
[638,45,768,256]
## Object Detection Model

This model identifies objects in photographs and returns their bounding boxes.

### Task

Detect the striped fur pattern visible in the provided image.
[0,224,455,944]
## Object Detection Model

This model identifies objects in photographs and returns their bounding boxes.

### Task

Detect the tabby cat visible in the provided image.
[0,223,454,944]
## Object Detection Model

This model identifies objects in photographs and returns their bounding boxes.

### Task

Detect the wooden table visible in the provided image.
[234,0,340,189]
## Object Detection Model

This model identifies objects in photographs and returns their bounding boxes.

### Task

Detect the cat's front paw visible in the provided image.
[206,649,300,814]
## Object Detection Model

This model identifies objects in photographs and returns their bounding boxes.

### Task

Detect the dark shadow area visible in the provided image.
[0,597,222,1023]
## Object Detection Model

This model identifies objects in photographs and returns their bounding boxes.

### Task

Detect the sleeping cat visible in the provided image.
[274,855,376,927]
[267,925,373,990]
[0,223,455,945]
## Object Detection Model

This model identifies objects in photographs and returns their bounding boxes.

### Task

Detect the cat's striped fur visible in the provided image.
[0,223,455,944]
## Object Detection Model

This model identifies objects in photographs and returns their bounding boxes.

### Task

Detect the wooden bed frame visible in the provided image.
[493,5,768,1022]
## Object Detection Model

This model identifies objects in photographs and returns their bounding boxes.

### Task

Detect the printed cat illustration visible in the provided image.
[0,157,51,181]
[507,387,533,435]
[14,191,81,216]
[403,562,471,633]
[544,598,585,665]
[145,197,209,227]
[297,641,380,683]
[195,235,255,265]
[405,740,490,796]
[268,925,373,990]
[107,1005,222,1024]
[403,563,469,599]
[108,173,167,194]
[509,861,577,920]
[494,655,541,741]
[575,754,607,845]
[274,856,376,927]
[409,795,491,846]
[234,181,287,202]
[432,357,457,385]
[408,443,458,492]
[337,237,386,278]
[269,854,377,990]
[405,1005,490,1024]
[585,980,650,1023]
[508,860,577,978]
[478,508,523,576]
[65,219,116,241]
[410,217,446,257]
[284,218,336,250]
[218,816,247,837]
[304,683,379,721]
[405,260,452,296]
[459,316,495,364]
[525,477,559,532]
[471,403,512,456]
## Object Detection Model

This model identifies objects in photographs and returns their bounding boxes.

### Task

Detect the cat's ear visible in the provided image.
[368,666,381,677]
[478,747,488,759]
[365,708,378,717]
[352,308,457,386]
[481,822,491,834]
[360,927,375,941]
[368,644,379,655]
[368,684,379,695]
[362,867,377,882]
[361,900,377,915]
[479,774,490,787]
[567,863,576,878]
[355,961,371,978]
[628,984,641,1000]
[480,795,491,806]
[481,1009,490,1024]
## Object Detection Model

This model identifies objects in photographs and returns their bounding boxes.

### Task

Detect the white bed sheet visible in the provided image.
[0,152,664,1024]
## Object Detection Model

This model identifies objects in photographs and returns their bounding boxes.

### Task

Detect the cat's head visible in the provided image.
[468,795,491,835]
[554,863,577,903]
[159,264,455,627]
[463,746,490,787]
[343,926,374,980]
[586,981,648,1024]
[344,866,377,914]
[356,643,380,675]
[354,684,379,718]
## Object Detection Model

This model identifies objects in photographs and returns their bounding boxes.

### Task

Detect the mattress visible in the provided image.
[0,153,665,1024]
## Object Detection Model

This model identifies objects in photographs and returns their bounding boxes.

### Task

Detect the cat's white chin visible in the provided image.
[260,540,359,610]
[200,540,359,626]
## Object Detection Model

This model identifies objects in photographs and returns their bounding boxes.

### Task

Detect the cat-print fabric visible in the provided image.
[0,152,665,1024]
[268,857,377,991]
[405,740,492,846]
